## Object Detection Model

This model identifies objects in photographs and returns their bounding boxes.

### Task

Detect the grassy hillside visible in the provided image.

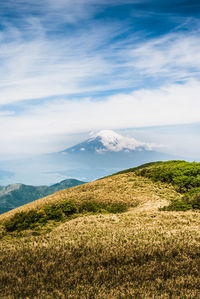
[0,161,199,298]
[118,160,200,211]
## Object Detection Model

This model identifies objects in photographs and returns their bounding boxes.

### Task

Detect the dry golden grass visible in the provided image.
[0,173,181,221]
[0,172,199,298]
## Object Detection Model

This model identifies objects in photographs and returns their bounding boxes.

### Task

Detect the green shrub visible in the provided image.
[160,192,200,211]
[60,201,77,216]
[4,206,63,232]
[189,193,200,209]
[79,201,100,213]
[44,205,63,221]
[160,200,192,211]
[4,210,42,232]
[78,201,127,214]
[185,187,200,197]
[106,203,127,213]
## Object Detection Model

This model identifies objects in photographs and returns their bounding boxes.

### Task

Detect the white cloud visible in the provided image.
[0,79,200,155]
[0,1,200,157]
[129,33,200,80]
[0,110,15,116]
[0,15,200,106]
[1,23,200,107]
[0,15,131,105]
[0,0,200,107]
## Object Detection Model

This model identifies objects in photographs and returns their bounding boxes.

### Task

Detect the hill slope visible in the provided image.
[0,179,85,214]
[0,161,199,298]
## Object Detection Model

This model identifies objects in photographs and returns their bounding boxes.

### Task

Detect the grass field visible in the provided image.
[0,163,199,298]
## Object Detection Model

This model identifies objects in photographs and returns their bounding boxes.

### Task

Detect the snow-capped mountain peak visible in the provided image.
[88,130,152,152]
[65,130,153,154]
[90,130,123,144]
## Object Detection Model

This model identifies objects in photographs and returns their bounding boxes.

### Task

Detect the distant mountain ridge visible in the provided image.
[0,179,85,214]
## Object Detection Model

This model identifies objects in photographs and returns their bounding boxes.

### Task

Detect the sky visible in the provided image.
[0,0,200,157]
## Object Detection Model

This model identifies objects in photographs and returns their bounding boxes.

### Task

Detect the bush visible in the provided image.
[78,201,127,214]
[186,187,200,197]
[160,192,200,211]
[4,206,63,232]
[189,193,200,209]
[160,200,192,211]
[79,201,100,213]
[44,205,63,221]
[106,203,127,213]
[4,210,42,232]
[60,201,77,216]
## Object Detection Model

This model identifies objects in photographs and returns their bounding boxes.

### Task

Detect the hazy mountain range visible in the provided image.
[0,179,85,214]
[0,130,180,185]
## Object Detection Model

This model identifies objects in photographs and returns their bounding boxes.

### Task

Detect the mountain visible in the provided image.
[58,130,177,179]
[0,161,199,298]
[64,130,152,153]
[0,130,181,185]
[0,179,85,214]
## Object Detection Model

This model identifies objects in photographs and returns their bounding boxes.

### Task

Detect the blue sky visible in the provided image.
[0,0,200,157]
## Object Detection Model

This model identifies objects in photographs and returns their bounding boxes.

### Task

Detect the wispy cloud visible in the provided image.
[0,19,126,105]
[1,17,200,105]
[0,110,15,116]
[129,32,200,81]
[1,79,200,154]
[0,0,200,155]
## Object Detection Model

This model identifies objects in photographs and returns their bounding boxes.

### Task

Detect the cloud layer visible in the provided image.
[1,79,200,154]
[0,1,200,155]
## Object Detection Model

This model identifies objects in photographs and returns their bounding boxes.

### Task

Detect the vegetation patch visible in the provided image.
[160,193,200,211]
[4,200,127,232]
[135,160,200,192]
[117,160,200,211]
